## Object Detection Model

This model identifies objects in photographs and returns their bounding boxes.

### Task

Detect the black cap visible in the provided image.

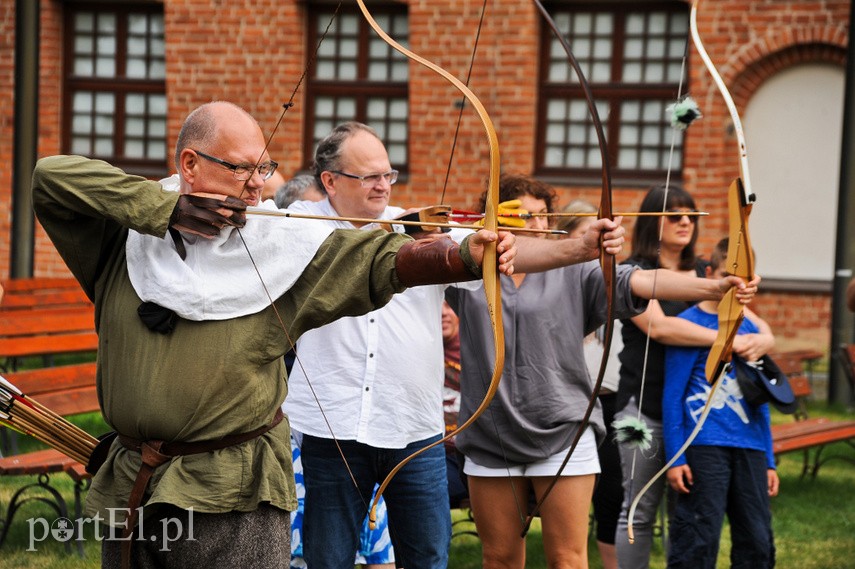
[734,355,798,414]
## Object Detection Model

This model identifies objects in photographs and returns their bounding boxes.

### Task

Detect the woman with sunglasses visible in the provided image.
[613,184,775,568]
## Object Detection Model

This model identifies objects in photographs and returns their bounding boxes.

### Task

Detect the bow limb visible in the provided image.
[521,0,616,536]
[627,0,756,542]
[354,0,504,530]
[690,0,755,381]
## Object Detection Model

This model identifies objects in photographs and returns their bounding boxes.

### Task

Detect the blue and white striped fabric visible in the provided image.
[290,437,395,567]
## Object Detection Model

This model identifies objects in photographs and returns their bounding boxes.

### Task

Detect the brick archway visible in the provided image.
[731,42,847,110]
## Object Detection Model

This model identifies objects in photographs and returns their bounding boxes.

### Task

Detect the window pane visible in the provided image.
[149,94,167,115]
[75,36,93,53]
[72,115,92,134]
[316,61,336,79]
[649,13,666,34]
[546,124,564,144]
[71,137,91,154]
[317,41,336,58]
[125,139,145,158]
[592,63,610,82]
[567,147,585,167]
[389,122,407,142]
[128,14,147,34]
[640,149,658,169]
[127,58,147,78]
[95,93,115,113]
[544,147,563,167]
[75,13,94,33]
[618,148,638,169]
[150,60,166,80]
[97,14,116,34]
[338,61,357,80]
[97,36,116,54]
[147,140,166,160]
[73,92,93,113]
[74,58,94,76]
[126,94,145,111]
[95,115,114,135]
[126,118,145,137]
[368,62,389,81]
[128,36,147,56]
[339,13,359,34]
[315,97,334,117]
[95,57,115,77]
[547,99,566,120]
[315,120,333,140]
[391,61,408,81]
[336,98,356,117]
[95,137,113,156]
[341,39,358,57]
[150,118,166,138]
[644,63,664,82]
[550,61,568,83]
[389,99,407,118]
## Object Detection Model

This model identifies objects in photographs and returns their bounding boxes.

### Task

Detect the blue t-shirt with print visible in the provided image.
[663,305,775,469]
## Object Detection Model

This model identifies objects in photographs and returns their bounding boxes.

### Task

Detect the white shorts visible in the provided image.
[464,427,601,477]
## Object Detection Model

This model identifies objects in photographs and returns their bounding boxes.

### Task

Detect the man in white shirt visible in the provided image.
[283,122,625,569]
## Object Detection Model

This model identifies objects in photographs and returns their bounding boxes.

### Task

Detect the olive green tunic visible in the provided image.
[31,155,412,522]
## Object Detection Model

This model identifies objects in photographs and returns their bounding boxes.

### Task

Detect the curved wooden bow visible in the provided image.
[353,0,505,530]
[521,0,616,536]
[627,0,756,542]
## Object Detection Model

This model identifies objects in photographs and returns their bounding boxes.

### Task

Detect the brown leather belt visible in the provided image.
[116,408,284,569]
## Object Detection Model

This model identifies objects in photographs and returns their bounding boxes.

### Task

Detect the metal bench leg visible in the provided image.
[72,477,90,557]
[0,473,72,554]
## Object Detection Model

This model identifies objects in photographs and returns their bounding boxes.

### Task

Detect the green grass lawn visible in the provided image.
[1,403,853,568]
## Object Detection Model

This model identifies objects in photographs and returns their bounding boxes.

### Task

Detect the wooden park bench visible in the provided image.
[0,278,100,554]
[770,352,855,478]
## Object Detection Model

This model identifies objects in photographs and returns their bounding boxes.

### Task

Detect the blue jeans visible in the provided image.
[667,446,775,569]
[301,433,451,569]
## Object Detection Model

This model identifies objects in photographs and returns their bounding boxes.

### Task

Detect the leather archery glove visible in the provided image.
[475,199,527,229]
[169,194,247,238]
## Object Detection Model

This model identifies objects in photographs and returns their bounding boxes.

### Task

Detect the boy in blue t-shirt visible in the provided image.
[663,238,777,569]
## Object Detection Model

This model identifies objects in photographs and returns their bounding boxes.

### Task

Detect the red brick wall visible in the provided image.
[164,0,307,179]
[0,2,14,277]
[0,0,845,356]
[33,1,68,277]
[752,290,833,352]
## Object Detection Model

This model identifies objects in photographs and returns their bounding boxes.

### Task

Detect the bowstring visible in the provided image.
[439,0,488,207]
[625,28,691,528]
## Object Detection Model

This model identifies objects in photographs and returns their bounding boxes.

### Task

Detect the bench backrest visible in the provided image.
[3,362,99,417]
[0,305,97,360]
[1,277,92,312]
[1,278,81,293]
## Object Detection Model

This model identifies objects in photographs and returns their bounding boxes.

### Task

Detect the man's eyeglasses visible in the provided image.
[193,149,278,182]
[332,169,399,188]
[664,208,697,223]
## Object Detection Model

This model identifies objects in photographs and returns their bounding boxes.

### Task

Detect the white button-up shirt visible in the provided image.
[282,198,477,448]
